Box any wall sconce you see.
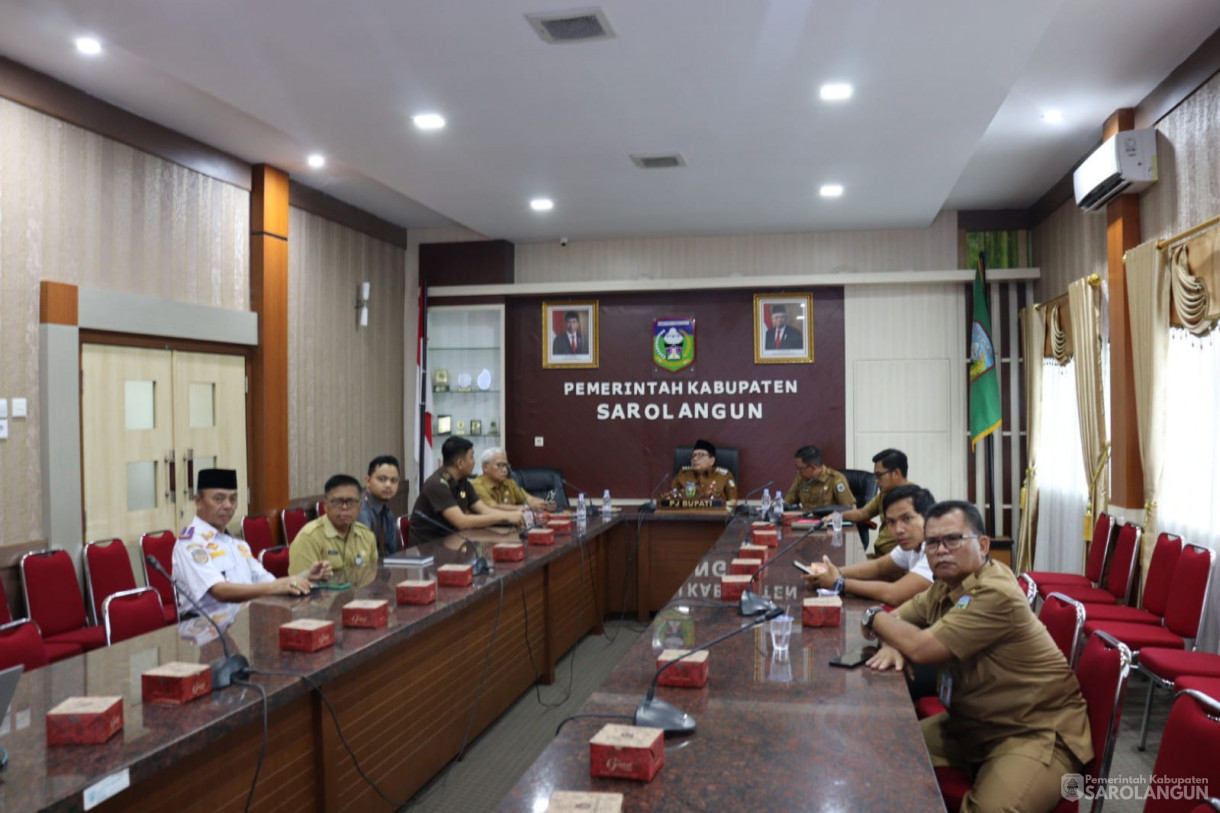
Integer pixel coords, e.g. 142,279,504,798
356,281,370,327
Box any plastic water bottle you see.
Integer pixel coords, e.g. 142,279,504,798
601,489,612,517
771,496,784,523
522,506,535,528
760,488,772,516
577,492,587,516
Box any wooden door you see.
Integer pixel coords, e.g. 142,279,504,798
171,351,249,526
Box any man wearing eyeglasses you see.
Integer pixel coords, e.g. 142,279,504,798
410,436,526,546
840,448,913,557
670,439,737,506
782,445,855,511
472,447,556,513
862,500,1092,813
290,474,379,578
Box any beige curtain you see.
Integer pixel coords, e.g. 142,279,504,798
1125,242,1172,582
1015,304,1046,573
1068,278,1109,552
1169,244,1213,334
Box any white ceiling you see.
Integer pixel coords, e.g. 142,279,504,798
2,0,1218,243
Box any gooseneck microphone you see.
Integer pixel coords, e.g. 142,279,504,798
145,554,251,689
640,472,674,513
734,480,775,516
738,524,820,617
635,606,782,736
561,478,597,517
411,511,493,576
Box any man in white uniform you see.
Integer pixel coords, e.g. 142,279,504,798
172,468,330,620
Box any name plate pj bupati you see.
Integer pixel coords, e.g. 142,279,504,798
658,498,725,510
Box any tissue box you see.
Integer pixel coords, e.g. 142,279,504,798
396,579,437,605
546,518,572,533
655,649,710,688
782,510,804,526
342,599,389,629
141,662,212,704
548,791,624,813
493,542,526,562
751,528,778,547
278,618,336,652
729,557,763,576
437,564,474,587
589,724,665,782
739,544,770,563
46,697,123,745
751,520,775,529
720,574,753,601
529,527,557,545
802,596,843,627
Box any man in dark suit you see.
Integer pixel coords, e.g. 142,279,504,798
552,310,588,355
766,304,803,350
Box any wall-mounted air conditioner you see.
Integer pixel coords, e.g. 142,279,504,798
1073,128,1157,212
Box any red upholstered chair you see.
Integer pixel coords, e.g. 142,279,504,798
19,550,107,652
82,538,138,625
1016,572,1036,607
315,500,327,518
1081,533,1181,627
260,545,289,578
140,530,179,624
1024,513,1117,595
103,587,168,645
0,619,51,672
398,515,411,545
281,508,308,546
937,630,1132,813
1174,675,1220,698
1188,801,1220,813
1145,690,1220,813
1048,523,1142,607
0,577,11,625
1134,649,1220,750
1041,592,1087,668
2,580,78,664
240,514,276,559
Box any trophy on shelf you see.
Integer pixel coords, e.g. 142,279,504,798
436,415,452,435
433,369,450,392
456,372,474,392
470,419,483,435
488,420,500,436
455,420,466,436
477,368,492,390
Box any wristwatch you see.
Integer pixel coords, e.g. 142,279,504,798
832,575,846,597
860,605,884,641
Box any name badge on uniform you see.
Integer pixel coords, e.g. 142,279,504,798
355,554,363,566
938,671,953,708
327,550,340,556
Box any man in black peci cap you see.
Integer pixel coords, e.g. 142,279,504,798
172,468,331,621
669,439,737,507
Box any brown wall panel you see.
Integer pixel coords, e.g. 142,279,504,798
503,288,846,498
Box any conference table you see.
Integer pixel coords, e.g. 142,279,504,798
498,514,946,812
0,510,942,812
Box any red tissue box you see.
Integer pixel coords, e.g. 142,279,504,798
655,649,710,688
751,528,778,547
739,544,770,564
437,564,474,587
396,579,437,605
720,574,753,601
279,618,336,652
494,542,526,562
342,599,389,629
589,724,665,782
46,696,123,746
782,510,803,526
141,662,212,704
529,527,557,545
729,557,763,576
546,518,572,533
802,596,843,627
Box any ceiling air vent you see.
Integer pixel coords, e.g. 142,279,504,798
526,9,616,43
631,154,687,170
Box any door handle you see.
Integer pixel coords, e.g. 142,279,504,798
183,449,195,501
166,449,177,504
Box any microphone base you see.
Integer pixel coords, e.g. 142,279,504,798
634,698,696,737
211,654,251,689
472,556,493,577
739,590,778,617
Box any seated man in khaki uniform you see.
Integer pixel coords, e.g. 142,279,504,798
670,439,737,507
783,445,856,511
841,448,915,557
863,500,1092,813
290,474,378,579
472,447,556,514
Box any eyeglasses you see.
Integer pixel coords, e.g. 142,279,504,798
327,497,361,509
691,451,710,460
873,469,892,480
490,462,510,470
923,533,980,551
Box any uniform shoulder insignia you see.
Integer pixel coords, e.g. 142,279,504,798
728,480,736,488
836,482,846,492
680,466,694,472
715,467,728,474
179,526,195,540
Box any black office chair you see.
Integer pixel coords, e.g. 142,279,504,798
841,468,878,550
509,467,570,510
672,446,739,479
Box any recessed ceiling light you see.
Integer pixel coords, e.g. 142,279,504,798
412,113,446,130
819,83,853,101
74,37,102,56
307,154,326,169
530,198,554,212
1041,109,1064,123
819,184,844,198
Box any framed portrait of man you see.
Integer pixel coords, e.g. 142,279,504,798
754,293,814,364
542,300,599,368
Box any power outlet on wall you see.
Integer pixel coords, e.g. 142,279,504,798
534,436,544,447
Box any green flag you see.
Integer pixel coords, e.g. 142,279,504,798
969,253,1002,449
